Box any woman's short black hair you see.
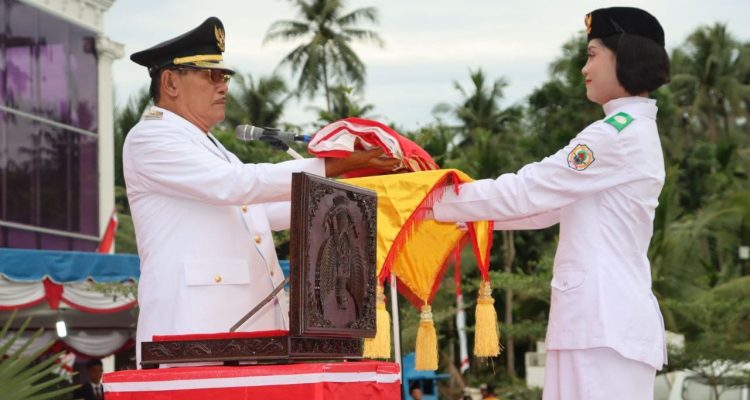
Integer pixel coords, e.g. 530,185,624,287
600,34,670,95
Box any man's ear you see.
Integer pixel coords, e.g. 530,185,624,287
161,69,179,98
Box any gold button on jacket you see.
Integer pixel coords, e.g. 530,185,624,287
254,235,262,244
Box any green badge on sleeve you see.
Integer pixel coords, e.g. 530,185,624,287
604,112,634,132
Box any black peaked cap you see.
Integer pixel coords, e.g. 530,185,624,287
130,16,234,76
585,7,664,47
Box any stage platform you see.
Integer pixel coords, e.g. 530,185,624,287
103,361,401,400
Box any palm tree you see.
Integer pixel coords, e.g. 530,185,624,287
455,70,508,131
670,24,750,143
309,85,375,125
445,68,521,148
224,73,290,128
265,0,384,112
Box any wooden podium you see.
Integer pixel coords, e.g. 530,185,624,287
140,173,378,368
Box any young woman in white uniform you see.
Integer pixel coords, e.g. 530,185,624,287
429,7,670,399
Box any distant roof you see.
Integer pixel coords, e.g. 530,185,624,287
0,248,140,283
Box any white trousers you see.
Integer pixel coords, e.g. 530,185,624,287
542,347,656,400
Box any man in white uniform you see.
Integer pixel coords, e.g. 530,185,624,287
429,8,670,399
124,17,397,367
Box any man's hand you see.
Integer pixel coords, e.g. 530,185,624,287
324,147,401,177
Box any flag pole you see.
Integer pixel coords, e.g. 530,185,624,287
389,272,402,370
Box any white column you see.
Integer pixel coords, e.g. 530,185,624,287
95,35,123,252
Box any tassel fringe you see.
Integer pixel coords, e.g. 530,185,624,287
474,280,501,357
415,305,438,370
363,284,391,359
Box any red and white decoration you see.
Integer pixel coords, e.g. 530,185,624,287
307,117,439,178
97,210,119,254
104,361,401,400
0,276,136,313
0,329,133,358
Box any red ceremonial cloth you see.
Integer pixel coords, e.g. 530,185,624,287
104,361,400,400
307,117,439,178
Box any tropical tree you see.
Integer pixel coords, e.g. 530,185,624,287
265,0,384,112
114,88,151,190
309,85,376,125
670,24,750,143
223,73,291,129
665,276,750,399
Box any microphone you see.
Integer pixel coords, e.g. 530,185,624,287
235,125,311,144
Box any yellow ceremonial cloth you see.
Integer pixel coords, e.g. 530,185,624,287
343,169,492,306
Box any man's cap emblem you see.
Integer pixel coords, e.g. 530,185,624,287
215,25,225,52
585,13,593,34
567,144,595,171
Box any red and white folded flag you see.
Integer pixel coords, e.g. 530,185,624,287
307,118,439,178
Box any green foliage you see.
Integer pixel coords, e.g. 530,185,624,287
309,85,376,125
222,73,291,129
0,311,78,400
114,207,138,254
265,0,384,111
114,88,151,188
664,277,750,395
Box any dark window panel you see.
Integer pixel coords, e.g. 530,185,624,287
40,233,69,250
0,103,5,221
6,227,36,248
5,113,36,225
72,238,97,252
1,1,99,248
68,25,97,132
5,0,36,115
38,124,69,231
0,0,7,107
72,132,98,235
37,9,70,125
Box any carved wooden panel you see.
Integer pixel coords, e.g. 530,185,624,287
289,337,363,360
290,173,377,338
140,336,288,368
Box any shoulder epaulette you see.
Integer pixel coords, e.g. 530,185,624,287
142,108,163,121
603,112,634,133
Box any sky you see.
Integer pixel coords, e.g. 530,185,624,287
104,1,750,131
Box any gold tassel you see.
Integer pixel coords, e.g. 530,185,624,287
415,304,438,370
363,284,391,359
474,280,501,357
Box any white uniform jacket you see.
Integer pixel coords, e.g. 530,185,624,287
433,96,667,369
123,107,325,364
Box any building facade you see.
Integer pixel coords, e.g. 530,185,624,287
0,0,122,251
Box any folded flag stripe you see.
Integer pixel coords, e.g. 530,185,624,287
308,118,438,178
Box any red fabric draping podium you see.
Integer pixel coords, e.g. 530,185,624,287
104,361,401,400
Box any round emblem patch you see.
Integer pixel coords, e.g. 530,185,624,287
567,144,595,171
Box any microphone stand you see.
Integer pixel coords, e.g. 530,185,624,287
286,147,304,160
260,137,304,160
